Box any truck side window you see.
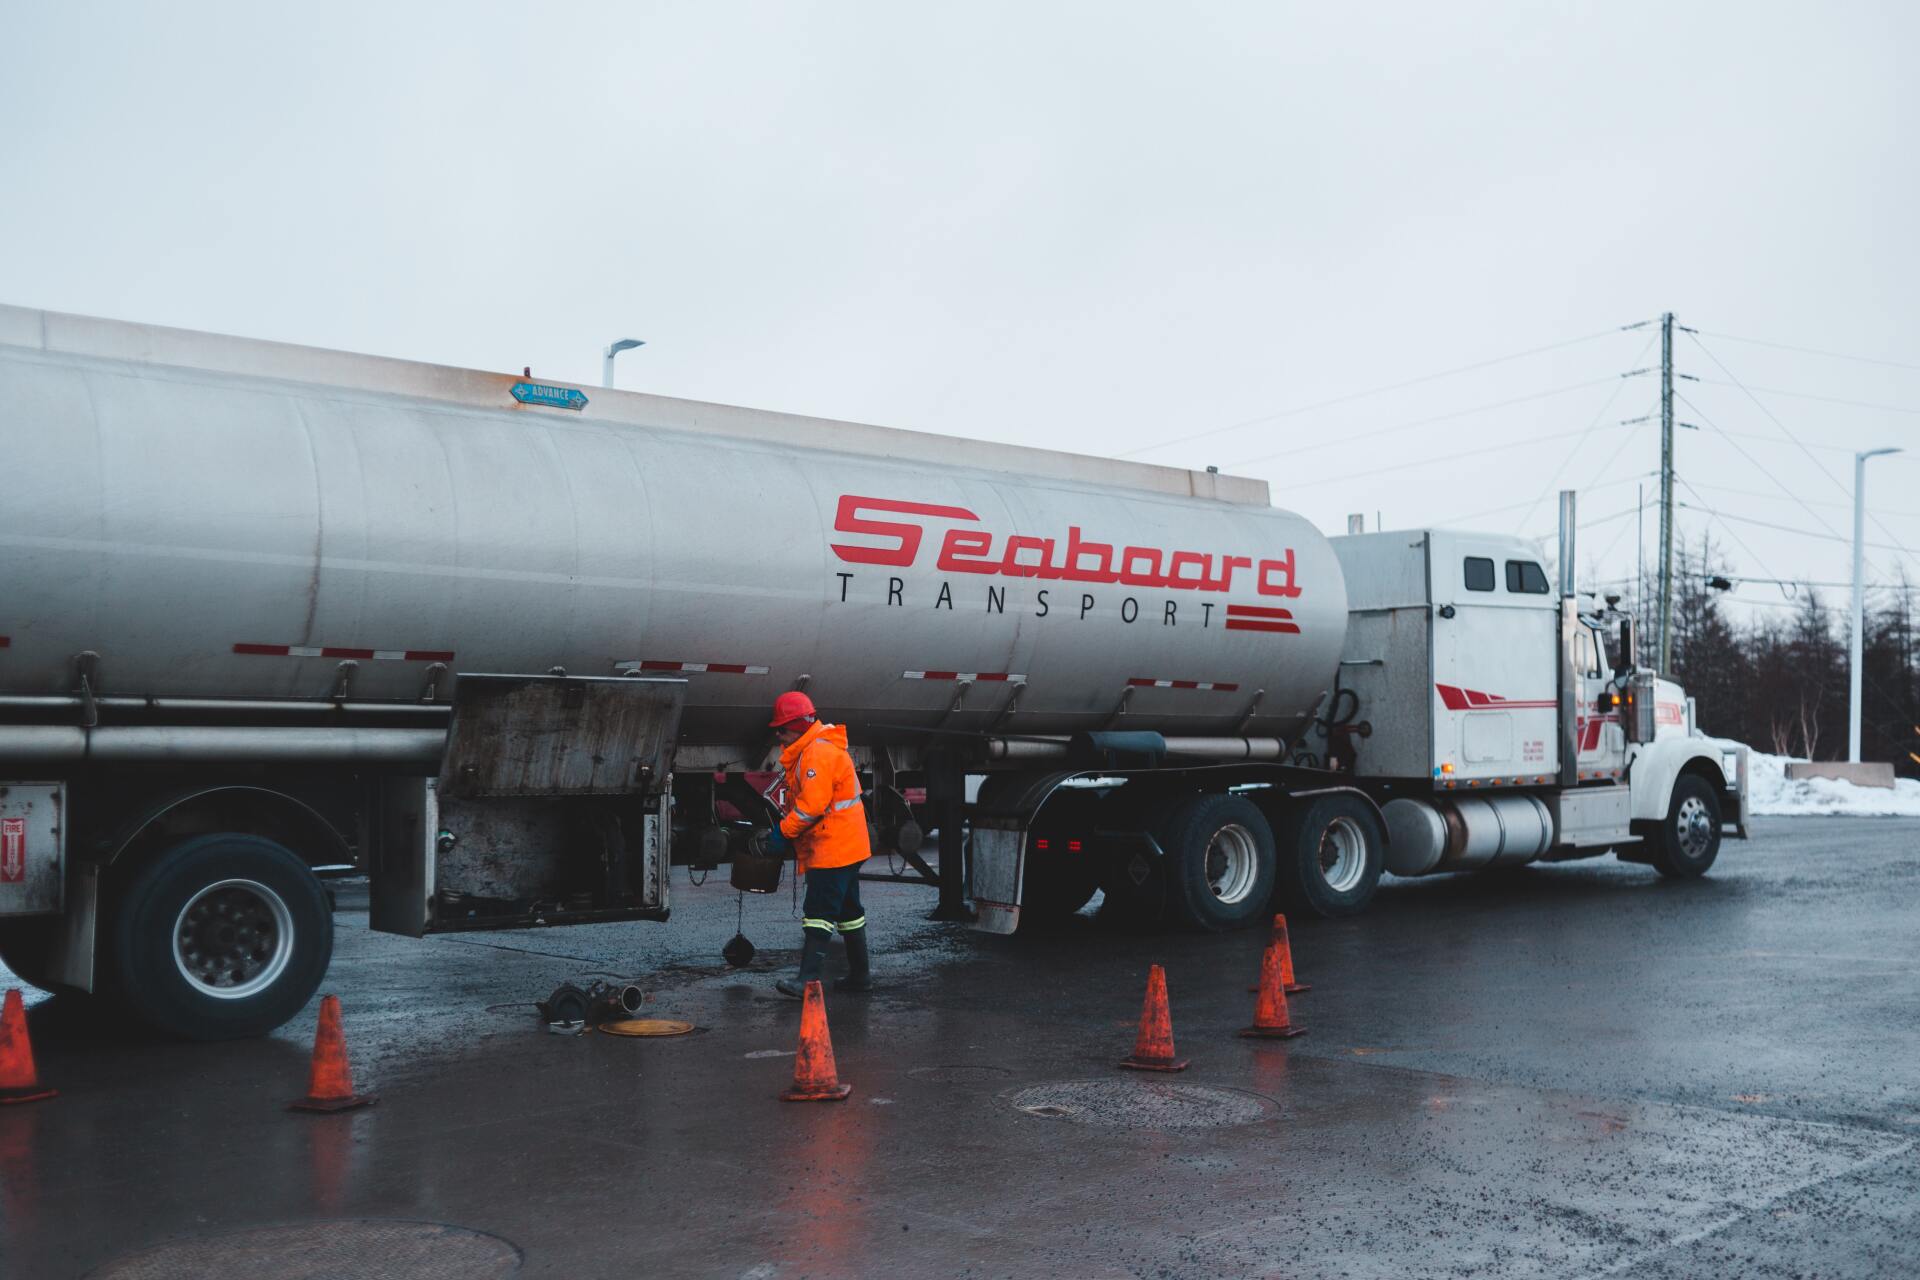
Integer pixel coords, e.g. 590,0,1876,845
1574,628,1604,677
1464,557,1495,592
1505,560,1549,594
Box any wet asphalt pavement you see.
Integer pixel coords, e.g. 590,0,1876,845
3,816,1917,1279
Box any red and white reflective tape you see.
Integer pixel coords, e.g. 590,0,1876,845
1126,677,1241,692
902,671,1024,682
234,643,455,662
1223,604,1300,635
0,636,10,649
616,660,770,676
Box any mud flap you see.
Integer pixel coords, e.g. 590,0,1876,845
967,824,1026,935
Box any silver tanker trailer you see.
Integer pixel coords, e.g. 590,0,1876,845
0,305,1744,1039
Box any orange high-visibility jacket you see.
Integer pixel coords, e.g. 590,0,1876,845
779,721,871,871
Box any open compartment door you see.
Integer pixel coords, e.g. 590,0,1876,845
371,675,686,936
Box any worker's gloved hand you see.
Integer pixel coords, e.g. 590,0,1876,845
763,825,795,861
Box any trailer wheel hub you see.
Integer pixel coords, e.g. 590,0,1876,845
1318,816,1369,894
1205,822,1261,905
90,1220,521,1279
171,878,294,1000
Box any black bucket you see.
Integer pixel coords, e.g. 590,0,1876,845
730,848,784,894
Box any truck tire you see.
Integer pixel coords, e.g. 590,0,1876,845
111,833,333,1040
1156,794,1277,933
1651,773,1721,879
1274,793,1384,919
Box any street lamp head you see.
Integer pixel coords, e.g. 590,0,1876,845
605,338,645,358
1859,446,1902,461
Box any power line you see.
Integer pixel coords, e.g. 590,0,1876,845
1510,332,1658,534
1676,391,1855,543
1713,573,1920,593
1687,332,1919,569
1588,501,1640,567
1673,500,1913,554
1114,325,1634,460
1678,477,1920,523
1264,419,1636,493
1691,378,1920,417
1436,470,1654,527
1694,329,1920,376
1219,376,1621,469
1673,476,1796,596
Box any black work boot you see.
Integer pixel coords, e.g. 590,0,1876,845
776,930,832,999
834,928,873,993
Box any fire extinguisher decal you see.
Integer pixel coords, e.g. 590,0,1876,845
0,818,25,883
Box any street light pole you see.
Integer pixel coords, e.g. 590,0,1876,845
1850,446,1903,762
602,338,645,388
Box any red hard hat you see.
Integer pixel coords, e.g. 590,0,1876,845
769,691,817,727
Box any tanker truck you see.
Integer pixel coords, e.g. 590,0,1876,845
0,305,1747,1039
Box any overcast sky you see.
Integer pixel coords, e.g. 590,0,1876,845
3,2,1915,624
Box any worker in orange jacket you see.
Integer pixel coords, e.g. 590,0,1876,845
768,692,874,998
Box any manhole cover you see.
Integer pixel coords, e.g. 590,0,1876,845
909,1064,1012,1084
89,1220,521,1279
598,1018,696,1037
1010,1080,1277,1130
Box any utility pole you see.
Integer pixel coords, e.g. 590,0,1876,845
1657,311,1676,675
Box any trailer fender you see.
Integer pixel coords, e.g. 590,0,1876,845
1248,784,1391,854
967,771,1085,935
102,785,355,874
35,787,351,995
1627,740,1731,823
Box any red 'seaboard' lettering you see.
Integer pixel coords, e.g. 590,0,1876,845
831,494,1301,597
829,496,981,567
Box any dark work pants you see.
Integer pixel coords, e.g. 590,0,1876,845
801,861,867,936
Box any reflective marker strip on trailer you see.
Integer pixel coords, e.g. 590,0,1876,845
1223,605,1301,634
234,643,455,661
902,671,1024,682
1126,678,1241,692
616,660,770,675
0,636,9,648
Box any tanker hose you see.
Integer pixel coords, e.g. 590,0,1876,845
1298,673,1360,766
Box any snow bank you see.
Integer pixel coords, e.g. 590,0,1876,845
1720,742,1920,817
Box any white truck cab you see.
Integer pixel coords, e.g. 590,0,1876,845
1329,494,1747,882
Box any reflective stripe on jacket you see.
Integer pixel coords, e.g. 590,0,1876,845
778,721,871,871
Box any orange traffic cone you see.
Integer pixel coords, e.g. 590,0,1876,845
290,995,376,1113
782,980,853,1101
1248,914,1310,994
1240,939,1307,1039
1119,964,1189,1072
0,989,55,1105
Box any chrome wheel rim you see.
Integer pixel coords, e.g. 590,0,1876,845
172,879,295,1000
1676,795,1714,860
1319,817,1368,894
1205,824,1260,905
